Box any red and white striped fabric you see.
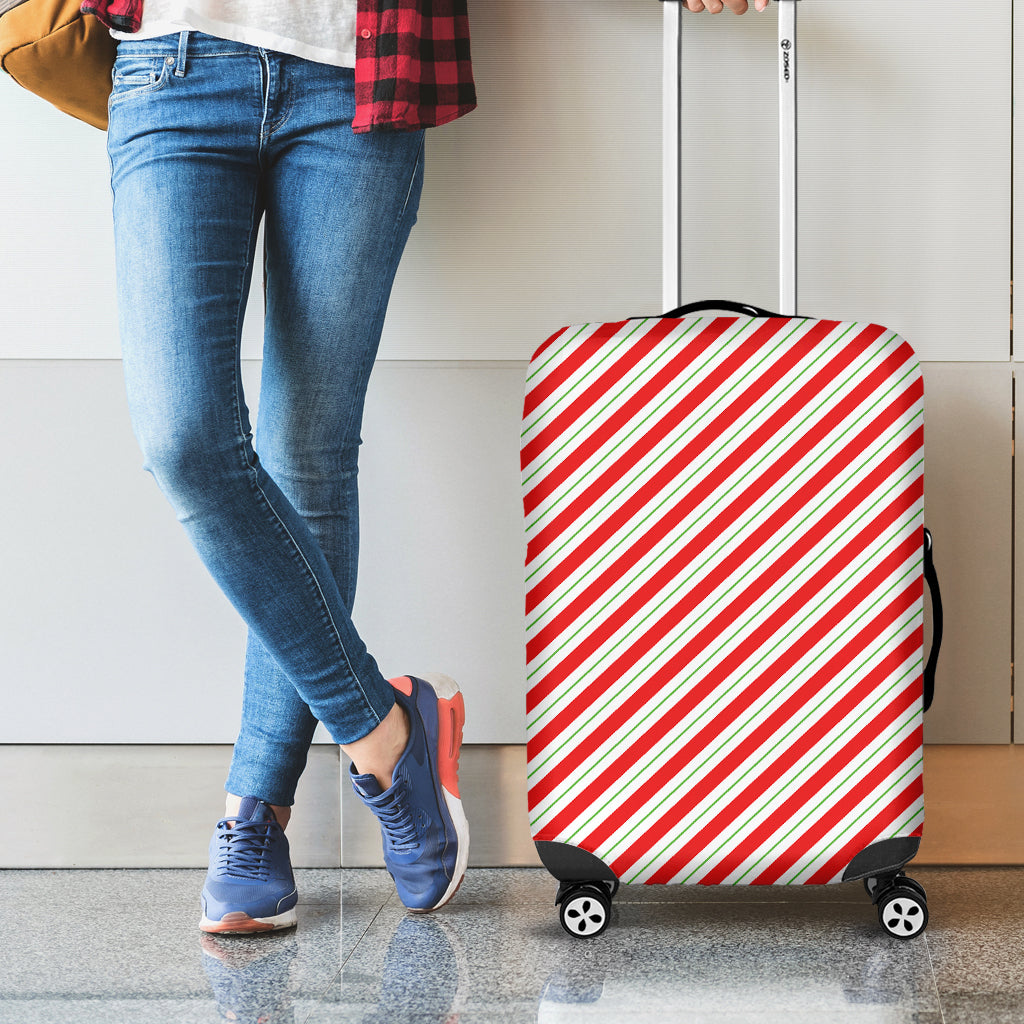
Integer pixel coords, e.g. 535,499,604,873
523,314,925,887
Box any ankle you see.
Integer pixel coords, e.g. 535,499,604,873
224,794,291,831
342,701,411,791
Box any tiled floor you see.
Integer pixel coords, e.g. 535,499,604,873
0,867,1020,1023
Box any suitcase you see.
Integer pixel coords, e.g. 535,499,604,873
522,0,943,940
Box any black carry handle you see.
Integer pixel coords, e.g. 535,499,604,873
660,299,794,319
923,527,942,713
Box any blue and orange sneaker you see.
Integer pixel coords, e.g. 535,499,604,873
350,673,469,912
199,796,298,934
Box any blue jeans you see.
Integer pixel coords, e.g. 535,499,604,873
107,31,425,805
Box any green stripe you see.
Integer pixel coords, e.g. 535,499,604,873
676,680,921,885
521,319,703,459
521,320,654,443
527,491,923,796
564,600,922,853
525,323,593,387
772,751,923,886
792,805,926,888
526,382,920,694
636,700,923,885
524,326,883,620
523,317,747,487
524,318,838,548
526,411,919,740
525,329,901,616
526,420,921,736
556,566,921,848
527,508,923,837
527,424,923,757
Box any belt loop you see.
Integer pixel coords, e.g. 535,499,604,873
174,30,189,77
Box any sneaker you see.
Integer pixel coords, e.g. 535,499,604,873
350,673,469,912
199,796,299,934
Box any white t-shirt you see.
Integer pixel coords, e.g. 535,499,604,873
109,1,357,69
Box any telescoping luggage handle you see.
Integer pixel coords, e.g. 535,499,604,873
660,0,800,317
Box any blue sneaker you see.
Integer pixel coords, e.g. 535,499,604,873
350,673,470,912
199,796,298,934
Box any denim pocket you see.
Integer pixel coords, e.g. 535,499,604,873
109,55,173,104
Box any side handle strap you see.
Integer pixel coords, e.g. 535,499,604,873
923,527,942,713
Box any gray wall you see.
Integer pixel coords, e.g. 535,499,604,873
0,0,1018,866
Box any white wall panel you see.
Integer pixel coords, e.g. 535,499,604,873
0,85,120,359
355,363,527,742
676,1,1009,362
380,0,663,360
0,360,529,744
921,363,1012,744
0,360,250,742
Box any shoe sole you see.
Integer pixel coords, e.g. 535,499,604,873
199,907,298,934
416,672,471,913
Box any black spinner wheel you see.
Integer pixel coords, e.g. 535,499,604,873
558,884,611,938
877,885,929,939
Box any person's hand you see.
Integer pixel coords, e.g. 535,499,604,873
685,0,771,12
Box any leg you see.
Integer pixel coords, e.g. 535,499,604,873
246,52,467,912
108,38,397,780
225,50,426,808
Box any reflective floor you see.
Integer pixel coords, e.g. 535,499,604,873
0,867,1020,1023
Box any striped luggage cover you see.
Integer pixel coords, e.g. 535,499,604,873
523,313,926,887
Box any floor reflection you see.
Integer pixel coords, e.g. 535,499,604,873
200,931,299,1023
0,868,1015,1023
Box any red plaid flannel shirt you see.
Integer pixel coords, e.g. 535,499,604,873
80,0,476,133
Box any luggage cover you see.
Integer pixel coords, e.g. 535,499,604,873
523,313,925,886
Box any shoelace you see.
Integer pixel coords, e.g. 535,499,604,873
215,818,274,880
372,783,421,854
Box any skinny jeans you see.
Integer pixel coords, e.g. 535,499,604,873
107,30,424,805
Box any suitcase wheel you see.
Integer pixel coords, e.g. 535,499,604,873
557,883,612,939
872,876,929,939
